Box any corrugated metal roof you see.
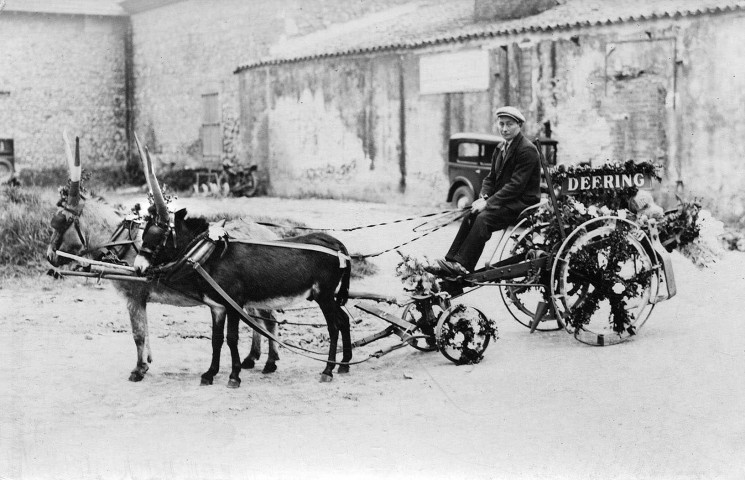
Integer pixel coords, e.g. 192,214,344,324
235,0,745,72
2,0,126,16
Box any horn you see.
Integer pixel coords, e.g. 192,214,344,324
144,146,169,224
133,132,152,194
62,131,82,208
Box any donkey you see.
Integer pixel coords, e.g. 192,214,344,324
133,160,353,385
46,133,281,383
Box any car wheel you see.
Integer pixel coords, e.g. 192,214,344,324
452,185,474,209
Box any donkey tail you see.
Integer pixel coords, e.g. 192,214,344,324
336,243,352,306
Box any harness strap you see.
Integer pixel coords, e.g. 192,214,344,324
80,239,137,256
230,239,351,268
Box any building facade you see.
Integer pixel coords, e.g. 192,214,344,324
2,0,745,223
0,1,128,174
236,0,745,222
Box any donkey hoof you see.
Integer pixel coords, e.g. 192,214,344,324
319,373,333,383
128,371,145,382
262,363,277,374
337,365,350,374
200,376,213,386
241,358,255,369
227,378,241,388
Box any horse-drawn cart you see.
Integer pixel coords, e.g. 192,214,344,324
335,148,693,364
49,132,699,380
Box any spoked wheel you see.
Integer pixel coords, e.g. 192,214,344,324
550,216,661,346
401,295,451,352
497,220,562,331
232,171,258,197
435,304,496,364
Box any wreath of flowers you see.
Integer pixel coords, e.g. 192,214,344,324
395,252,439,296
655,200,701,251
563,221,656,334
437,305,498,365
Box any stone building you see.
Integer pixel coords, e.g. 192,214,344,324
236,0,745,221
2,0,745,223
0,0,128,175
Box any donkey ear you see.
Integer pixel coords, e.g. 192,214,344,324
175,208,188,223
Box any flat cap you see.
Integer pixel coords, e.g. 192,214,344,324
495,106,525,124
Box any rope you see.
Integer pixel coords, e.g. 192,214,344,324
251,208,467,232
351,209,470,259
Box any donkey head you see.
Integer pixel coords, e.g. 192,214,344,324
137,207,210,272
47,131,87,267
133,134,174,273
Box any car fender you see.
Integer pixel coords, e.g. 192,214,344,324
447,176,475,202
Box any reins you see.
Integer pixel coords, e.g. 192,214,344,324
248,208,470,259
252,208,465,232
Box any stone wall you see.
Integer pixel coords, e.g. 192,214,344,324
0,12,128,174
129,0,417,172
238,12,745,221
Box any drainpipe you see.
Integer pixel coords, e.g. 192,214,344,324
124,17,135,174
398,55,406,192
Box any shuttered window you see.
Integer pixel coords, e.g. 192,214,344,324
201,93,221,157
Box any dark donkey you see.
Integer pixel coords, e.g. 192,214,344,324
133,163,354,385
46,132,282,382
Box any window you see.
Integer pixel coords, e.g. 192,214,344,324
457,142,481,164
201,93,220,157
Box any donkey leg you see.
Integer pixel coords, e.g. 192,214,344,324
262,311,279,374
126,297,150,382
241,308,262,369
201,305,226,386
336,306,353,374
318,299,340,382
225,311,242,388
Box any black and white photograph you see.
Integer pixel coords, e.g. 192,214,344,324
1,0,744,478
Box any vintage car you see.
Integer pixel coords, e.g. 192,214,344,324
446,132,557,208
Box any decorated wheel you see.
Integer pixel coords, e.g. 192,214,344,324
550,216,661,346
435,304,497,364
401,295,450,352
497,220,562,331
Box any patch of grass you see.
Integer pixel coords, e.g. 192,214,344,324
0,186,58,280
350,255,378,279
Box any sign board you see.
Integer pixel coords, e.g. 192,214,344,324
419,49,490,95
561,173,654,195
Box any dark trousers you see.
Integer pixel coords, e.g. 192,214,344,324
446,206,519,272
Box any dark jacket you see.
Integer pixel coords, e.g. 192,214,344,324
479,132,541,212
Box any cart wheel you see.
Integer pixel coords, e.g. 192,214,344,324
401,296,450,352
551,216,661,346
217,171,232,196
497,220,562,331
232,171,258,197
436,305,495,365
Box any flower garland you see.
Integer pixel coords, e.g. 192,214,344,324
437,305,498,365
550,160,661,210
655,200,701,251
395,252,439,296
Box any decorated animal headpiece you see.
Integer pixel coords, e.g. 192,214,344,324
57,130,87,212
134,132,170,226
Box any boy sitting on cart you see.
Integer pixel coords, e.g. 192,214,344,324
431,106,541,276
